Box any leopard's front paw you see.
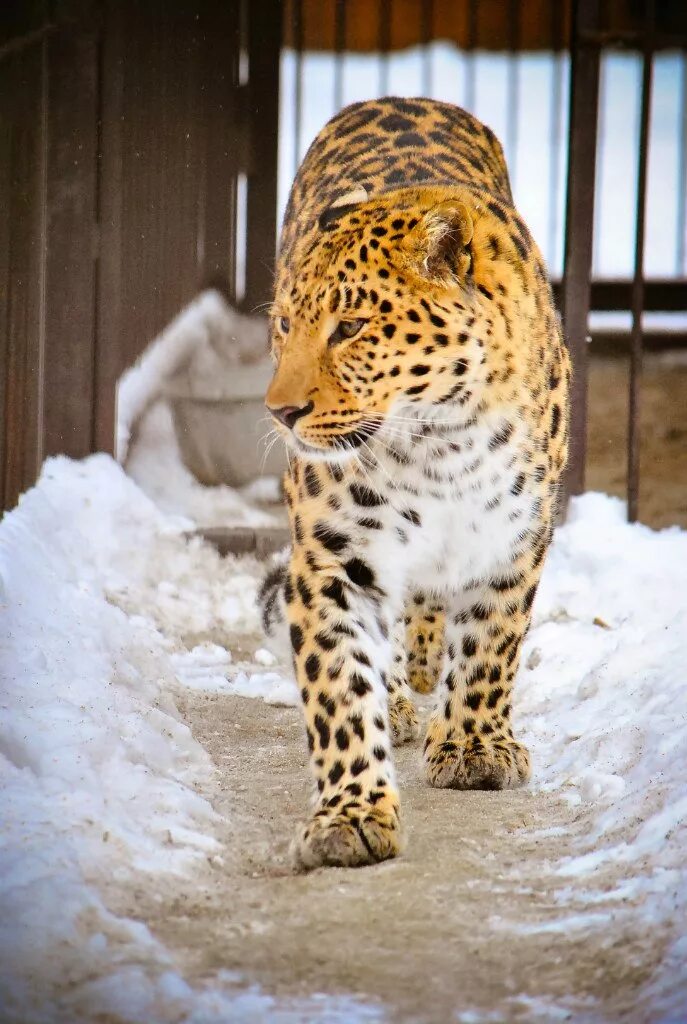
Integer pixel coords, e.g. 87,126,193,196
424,723,531,791
292,793,403,870
388,693,421,745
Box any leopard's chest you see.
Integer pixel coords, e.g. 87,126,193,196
358,416,537,594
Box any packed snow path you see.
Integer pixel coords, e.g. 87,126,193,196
124,689,682,1024
1,456,686,1023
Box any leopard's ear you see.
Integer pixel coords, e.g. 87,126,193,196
402,200,474,283
331,186,368,209
319,187,369,230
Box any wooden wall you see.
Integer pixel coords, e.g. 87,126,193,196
0,0,281,511
282,0,686,53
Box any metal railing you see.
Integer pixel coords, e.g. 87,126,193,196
279,0,687,521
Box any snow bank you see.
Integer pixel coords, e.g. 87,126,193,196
2,453,686,1021
521,492,687,882
0,456,292,1023
0,458,218,1021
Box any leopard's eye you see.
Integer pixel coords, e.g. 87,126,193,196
278,316,290,333
329,318,366,345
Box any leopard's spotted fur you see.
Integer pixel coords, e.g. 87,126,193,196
260,97,570,870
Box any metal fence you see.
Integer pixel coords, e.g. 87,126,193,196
1,0,686,522
280,0,687,520
563,0,687,519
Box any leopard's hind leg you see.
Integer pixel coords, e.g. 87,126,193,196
405,593,445,695
387,618,421,745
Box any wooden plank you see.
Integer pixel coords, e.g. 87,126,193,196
42,23,98,458
94,0,122,454
193,525,290,558
2,44,46,508
244,0,282,313
282,0,573,53
199,0,241,298
0,107,11,509
0,0,49,52
114,1,204,368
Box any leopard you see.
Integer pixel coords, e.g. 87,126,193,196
258,96,570,870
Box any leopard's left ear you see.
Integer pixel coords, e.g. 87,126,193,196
401,200,474,283
319,187,369,230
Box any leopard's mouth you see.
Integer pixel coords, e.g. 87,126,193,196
334,421,382,449
290,419,382,459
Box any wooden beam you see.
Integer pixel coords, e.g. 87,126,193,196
243,0,282,313
43,22,99,459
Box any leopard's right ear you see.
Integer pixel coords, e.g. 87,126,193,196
318,187,369,230
401,200,474,284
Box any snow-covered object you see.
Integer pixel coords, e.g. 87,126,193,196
125,400,280,529
116,290,268,464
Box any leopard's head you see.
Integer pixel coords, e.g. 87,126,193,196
266,184,528,460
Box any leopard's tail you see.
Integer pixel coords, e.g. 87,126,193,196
257,547,291,658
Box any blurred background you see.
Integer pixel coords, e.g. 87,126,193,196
1,0,686,533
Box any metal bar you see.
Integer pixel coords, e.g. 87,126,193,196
561,0,602,502
378,0,391,97
465,0,477,112
552,278,687,312
578,29,687,48
292,0,303,177
334,0,346,111
420,0,433,96
548,0,564,268
584,331,687,354
677,53,687,274
506,0,519,186
627,0,655,524
200,0,241,299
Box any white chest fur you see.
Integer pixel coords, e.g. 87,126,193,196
348,409,537,600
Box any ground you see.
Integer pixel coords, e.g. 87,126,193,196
104,688,672,1024
587,354,687,529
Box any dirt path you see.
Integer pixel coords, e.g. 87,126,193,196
105,689,672,1023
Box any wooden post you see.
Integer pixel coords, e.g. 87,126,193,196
243,0,282,313
0,41,47,508
43,21,99,459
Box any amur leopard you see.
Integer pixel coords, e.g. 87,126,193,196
259,97,570,870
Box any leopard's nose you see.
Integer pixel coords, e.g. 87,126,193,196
267,401,314,430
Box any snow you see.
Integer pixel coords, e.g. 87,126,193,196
0,456,362,1022
521,491,687,880
2,454,686,1020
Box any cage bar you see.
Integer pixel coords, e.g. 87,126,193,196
561,0,602,500
627,0,656,523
